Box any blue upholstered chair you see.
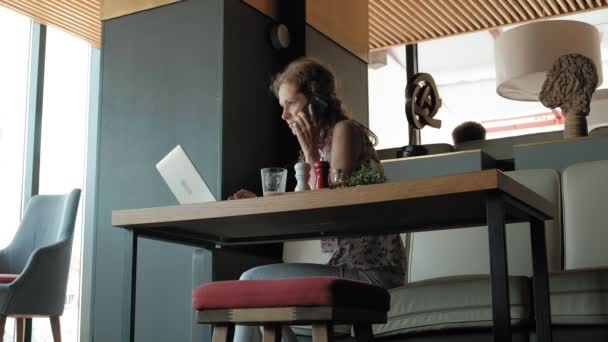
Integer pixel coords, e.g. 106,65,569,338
0,189,81,342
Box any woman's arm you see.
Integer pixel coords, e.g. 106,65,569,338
329,120,364,179
228,189,257,200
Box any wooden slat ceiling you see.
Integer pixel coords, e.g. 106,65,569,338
369,0,608,49
1,0,101,47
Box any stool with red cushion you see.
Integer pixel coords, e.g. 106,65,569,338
192,277,390,342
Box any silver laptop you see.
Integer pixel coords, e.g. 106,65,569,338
156,145,216,204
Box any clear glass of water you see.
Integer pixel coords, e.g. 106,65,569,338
328,168,347,189
261,167,287,196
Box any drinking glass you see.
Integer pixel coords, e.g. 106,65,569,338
328,168,347,189
260,167,287,196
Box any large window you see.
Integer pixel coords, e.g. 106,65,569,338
0,6,31,342
418,29,556,144
0,5,96,342
368,46,409,150
33,26,91,342
0,6,30,247
369,9,608,148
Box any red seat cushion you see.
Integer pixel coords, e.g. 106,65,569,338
193,277,390,312
0,274,18,284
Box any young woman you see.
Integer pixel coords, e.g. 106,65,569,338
230,58,406,342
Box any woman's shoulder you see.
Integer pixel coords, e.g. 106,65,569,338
332,119,372,145
332,119,362,137
335,118,360,127
329,120,363,148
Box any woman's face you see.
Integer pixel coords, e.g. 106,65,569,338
278,82,307,132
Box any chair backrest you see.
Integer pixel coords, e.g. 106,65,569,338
562,160,608,269
5,189,81,274
407,169,562,282
589,124,608,136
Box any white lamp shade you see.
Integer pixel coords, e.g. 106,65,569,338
495,20,602,101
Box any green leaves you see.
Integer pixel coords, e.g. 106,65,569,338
345,160,386,187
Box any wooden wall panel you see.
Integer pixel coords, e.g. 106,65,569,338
307,0,369,62
243,0,369,62
243,0,278,19
101,0,182,20
245,0,608,53
369,0,608,49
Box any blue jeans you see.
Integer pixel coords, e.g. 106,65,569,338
233,263,400,342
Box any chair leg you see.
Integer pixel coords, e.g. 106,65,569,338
211,323,235,342
16,318,26,342
262,325,282,342
353,324,374,341
50,316,61,342
312,323,334,342
0,315,6,340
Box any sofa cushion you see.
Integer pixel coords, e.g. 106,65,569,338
192,277,390,311
0,274,18,283
550,268,608,325
562,160,608,269
373,275,531,337
589,124,608,136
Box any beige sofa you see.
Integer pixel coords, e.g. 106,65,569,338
284,159,608,341
371,167,561,342
376,160,608,342
542,160,608,341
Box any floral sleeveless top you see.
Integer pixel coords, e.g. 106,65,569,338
318,120,407,281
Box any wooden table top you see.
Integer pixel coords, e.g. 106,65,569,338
112,169,554,245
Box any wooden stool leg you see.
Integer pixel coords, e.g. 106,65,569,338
312,323,334,342
211,324,235,342
16,318,26,342
353,324,374,342
262,325,282,342
50,316,61,342
0,315,6,341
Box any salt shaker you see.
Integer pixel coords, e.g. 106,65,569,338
294,162,311,191
314,161,330,189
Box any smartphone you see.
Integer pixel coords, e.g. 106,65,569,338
302,96,328,121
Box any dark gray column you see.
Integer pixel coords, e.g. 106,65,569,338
95,0,223,340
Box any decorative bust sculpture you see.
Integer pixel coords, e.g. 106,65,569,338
539,54,599,139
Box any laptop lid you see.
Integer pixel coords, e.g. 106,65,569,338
156,145,216,204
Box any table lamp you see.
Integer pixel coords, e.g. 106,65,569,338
495,20,602,138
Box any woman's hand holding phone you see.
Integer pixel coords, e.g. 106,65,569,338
291,101,320,163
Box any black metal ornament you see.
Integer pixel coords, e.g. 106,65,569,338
405,73,442,130
398,73,442,158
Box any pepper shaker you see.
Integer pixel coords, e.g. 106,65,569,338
314,161,330,189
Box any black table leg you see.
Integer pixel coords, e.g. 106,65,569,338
530,218,553,342
486,193,512,342
25,318,31,342
130,231,138,342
